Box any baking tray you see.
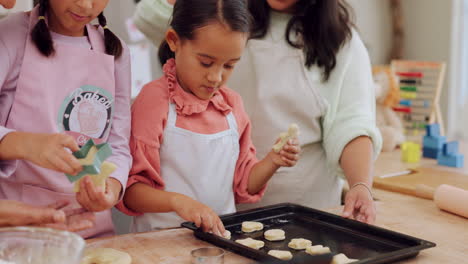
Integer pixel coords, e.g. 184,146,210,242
182,203,435,263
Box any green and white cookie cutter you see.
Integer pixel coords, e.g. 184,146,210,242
66,139,113,183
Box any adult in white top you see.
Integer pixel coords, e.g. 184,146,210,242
132,0,382,224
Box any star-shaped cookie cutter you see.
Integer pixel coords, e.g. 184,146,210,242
66,139,113,183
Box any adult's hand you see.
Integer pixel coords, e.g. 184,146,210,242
0,200,95,232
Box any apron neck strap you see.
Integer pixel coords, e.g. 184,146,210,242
85,24,106,53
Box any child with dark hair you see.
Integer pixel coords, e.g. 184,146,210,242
116,0,300,235
0,0,132,238
133,0,382,225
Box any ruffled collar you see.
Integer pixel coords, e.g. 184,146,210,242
163,59,232,116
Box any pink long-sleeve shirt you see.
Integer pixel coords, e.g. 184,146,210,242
116,59,265,216
0,12,132,189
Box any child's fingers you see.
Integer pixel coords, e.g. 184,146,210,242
216,217,225,235
193,214,202,228
279,150,299,161
61,135,80,152
77,178,93,210
49,154,75,175
84,177,101,203
60,150,82,175
283,142,301,153
201,214,214,232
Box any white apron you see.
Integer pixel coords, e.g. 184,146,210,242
131,103,240,232
229,16,343,210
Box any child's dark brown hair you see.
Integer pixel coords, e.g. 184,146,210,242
31,0,123,59
158,0,252,65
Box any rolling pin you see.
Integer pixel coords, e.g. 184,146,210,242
414,184,468,218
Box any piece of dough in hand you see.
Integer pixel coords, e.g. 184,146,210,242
272,123,299,153
264,229,285,241
331,253,358,264
305,245,331,255
235,238,265,249
74,161,116,192
223,230,231,239
268,250,293,260
288,238,312,250
241,221,263,233
81,248,132,264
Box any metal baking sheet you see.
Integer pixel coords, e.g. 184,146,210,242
182,203,435,263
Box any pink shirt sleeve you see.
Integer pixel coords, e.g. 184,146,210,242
0,12,28,178
225,90,266,204
106,40,132,199
115,79,169,216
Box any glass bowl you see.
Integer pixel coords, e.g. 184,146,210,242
0,227,85,264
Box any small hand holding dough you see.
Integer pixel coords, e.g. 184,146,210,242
331,253,358,264
264,229,285,241
80,248,132,264
268,250,293,260
74,161,116,192
241,221,264,233
305,245,331,255
272,123,299,153
288,238,312,250
235,238,265,249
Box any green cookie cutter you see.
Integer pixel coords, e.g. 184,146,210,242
66,139,113,183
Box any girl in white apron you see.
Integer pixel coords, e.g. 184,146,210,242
116,0,300,236
0,0,132,238
131,0,382,224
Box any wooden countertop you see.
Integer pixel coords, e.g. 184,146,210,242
87,146,468,263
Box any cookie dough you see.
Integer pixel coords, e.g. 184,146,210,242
241,221,263,233
78,145,99,165
305,245,331,255
223,230,231,239
272,123,299,153
73,161,116,192
80,248,132,264
264,229,285,241
288,238,312,250
331,253,358,264
235,238,265,250
268,250,293,260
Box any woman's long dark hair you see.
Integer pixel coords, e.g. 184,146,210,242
249,0,354,81
31,0,123,59
158,0,251,65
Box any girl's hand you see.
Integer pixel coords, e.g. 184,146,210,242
0,200,94,232
342,184,376,224
171,194,225,236
167,0,176,5
42,205,95,232
76,177,122,212
23,133,82,175
268,138,301,167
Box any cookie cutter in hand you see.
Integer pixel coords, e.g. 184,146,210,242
65,139,113,182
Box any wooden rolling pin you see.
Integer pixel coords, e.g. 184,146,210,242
414,184,468,218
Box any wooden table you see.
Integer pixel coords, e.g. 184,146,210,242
87,147,468,263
